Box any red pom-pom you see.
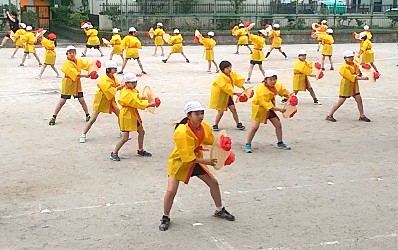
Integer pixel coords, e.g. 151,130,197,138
194,36,200,43
90,71,99,79
244,22,250,27
289,95,298,106
249,90,254,98
224,151,235,166
155,97,161,107
95,60,101,68
264,24,269,29
361,63,371,69
238,94,248,102
314,62,322,70
318,71,324,79
314,24,320,28
373,72,380,80
220,135,232,151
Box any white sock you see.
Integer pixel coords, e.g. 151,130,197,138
216,206,223,212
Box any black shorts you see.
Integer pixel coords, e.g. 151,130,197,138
61,92,84,99
339,93,360,99
268,110,279,120
191,164,207,177
250,60,262,65
126,57,139,60
86,45,100,49
227,96,234,107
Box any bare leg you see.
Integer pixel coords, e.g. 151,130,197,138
197,174,222,207
83,47,87,56
321,55,325,69
97,48,104,56
212,60,219,71
329,56,334,69
120,54,124,62
120,58,128,72
110,52,114,60
228,105,240,125
258,64,265,77
269,117,283,142
0,36,9,46
11,46,20,58
307,87,318,100
33,53,41,64
265,48,274,58
38,64,47,78
214,110,224,126
160,46,164,56
153,46,158,56
327,97,346,117
82,111,100,135
137,125,145,150
246,120,260,144
370,62,379,72
207,60,211,71
278,48,288,58
137,58,145,72
20,53,27,65
247,64,255,80
163,177,180,216
181,52,189,60
246,45,253,53
77,97,89,115
235,45,239,54
53,98,67,116
50,65,60,76
353,94,365,117
113,131,130,154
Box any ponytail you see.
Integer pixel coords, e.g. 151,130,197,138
174,117,189,130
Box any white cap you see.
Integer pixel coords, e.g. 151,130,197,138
123,73,138,82
105,60,117,69
129,27,136,32
173,29,180,34
273,23,280,28
359,32,367,39
184,101,205,115
19,23,26,29
26,26,32,31
364,25,370,30
326,28,333,33
238,23,244,27
66,45,77,52
88,24,93,29
264,70,277,78
207,31,214,36
81,23,89,29
112,28,119,33
297,49,307,56
157,22,163,27
258,29,267,36
321,20,327,24
343,50,354,58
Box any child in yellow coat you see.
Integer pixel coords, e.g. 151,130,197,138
19,26,42,66
293,49,321,105
246,30,267,84
82,24,103,57
320,28,334,70
110,73,160,161
153,22,165,56
317,20,328,52
162,29,190,63
358,32,379,73
49,46,96,125
79,60,124,143
118,27,146,74
233,23,253,54
10,23,26,59
265,24,288,59
200,31,219,73
245,70,292,153
326,50,371,122
109,28,124,62
210,61,246,131
38,33,60,79
159,101,235,231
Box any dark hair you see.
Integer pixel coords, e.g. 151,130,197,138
174,117,189,130
129,31,135,35
11,12,17,17
54,40,57,47
219,61,232,71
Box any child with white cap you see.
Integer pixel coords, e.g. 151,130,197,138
316,20,328,52
358,32,379,73
320,28,334,70
199,31,219,73
49,45,99,125
162,29,190,63
245,70,292,153
245,29,267,84
109,28,124,62
233,23,253,54
118,27,147,75
159,100,235,231
79,60,124,143
110,73,160,161
82,24,104,57
19,25,42,66
326,50,371,122
38,33,61,79
9,23,26,59
153,22,165,56
293,49,321,105
265,24,288,59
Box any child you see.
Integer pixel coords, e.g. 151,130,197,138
245,70,291,153
265,24,288,59
159,101,235,231
118,27,146,74
153,22,165,56
317,20,328,52
0,10,19,47
82,24,104,57
10,22,26,59
199,31,219,73
320,28,334,70
49,45,97,125
358,32,379,73
20,26,42,66
79,60,123,143
233,23,253,54
162,29,190,63
38,33,60,78
326,50,370,122
245,29,267,84
109,28,124,62
293,49,321,105
110,73,160,161
210,60,246,131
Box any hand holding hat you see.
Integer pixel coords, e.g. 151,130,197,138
89,71,99,79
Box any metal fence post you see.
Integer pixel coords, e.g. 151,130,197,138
370,0,373,26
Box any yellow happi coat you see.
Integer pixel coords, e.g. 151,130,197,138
365,30,372,40
233,28,249,45
118,88,148,131
269,30,282,48
360,39,374,63
338,61,360,97
200,37,216,61
41,37,56,65
168,34,183,53
84,28,100,46
293,59,313,92
110,34,123,55
321,34,334,56
14,28,26,47
209,72,245,111
153,28,165,46
249,34,265,62
60,58,91,95
93,74,120,113
252,82,289,124
122,35,142,59
168,120,214,184
317,24,328,41
21,32,36,53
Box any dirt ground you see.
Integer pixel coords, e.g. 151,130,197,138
0,41,397,250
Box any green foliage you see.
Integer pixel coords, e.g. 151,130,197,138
386,14,398,28
355,18,364,27
51,5,71,23
101,6,121,26
21,11,40,29
260,15,273,26
285,17,305,30
68,12,88,27
336,16,353,27
176,0,198,13
229,0,247,14
216,17,239,30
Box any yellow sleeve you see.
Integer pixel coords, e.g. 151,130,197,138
128,94,149,110
20,33,28,43
15,30,21,39
84,29,89,36
167,36,175,45
135,38,142,49
231,72,245,88
80,59,91,71
174,128,196,163
249,34,259,43
258,92,274,111
215,78,234,96
330,36,334,44
98,77,117,100
41,37,48,47
110,36,116,44
276,82,290,97
295,61,312,75
61,61,79,81
339,64,356,82
360,41,369,53
202,121,215,145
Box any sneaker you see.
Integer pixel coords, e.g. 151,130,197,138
56,75,62,78
359,116,371,122
234,51,239,54
9,56,14,59
276,141,291,150
207,70,211,73
110,152,121,161
159,215,170,231
39,63,42,66
19,63,24,67
81,53,86,57
325,116,337,122
160,54,164,57
321,67,325,71
142,71,147,74
244,79,251,84
236,122,245,130
216,69,220,73
244,143,252,153
100,54,104,57
49,117,56,126
314,98,322,105
186,59,190,63
284,57,289,60
330,67,334,70
212,125,219,131
137,150,152,157
214,207,235,221
36,75,41,79
250,51,253,54
117,71,123,74
85,115,91,122
79,134,86,143
162,59,167,63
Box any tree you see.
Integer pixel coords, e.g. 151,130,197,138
229,0,247,14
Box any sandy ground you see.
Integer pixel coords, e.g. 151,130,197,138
0,41,397,250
